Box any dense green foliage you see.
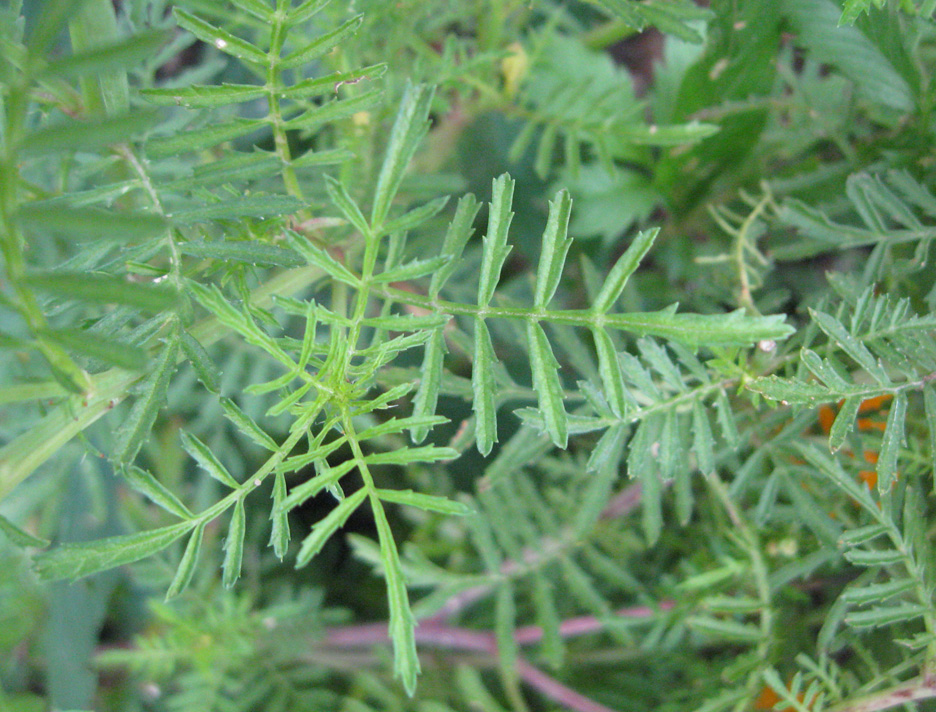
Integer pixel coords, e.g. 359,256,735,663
2,0,936,710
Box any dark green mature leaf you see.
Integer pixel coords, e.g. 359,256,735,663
170,195,304,224
376,489,473,515
527,322,568,448
180,431,239,489
477,175,515,308
147,119,264,157
180,331,221,394
472,319,498,456
173,8,267,65
534,190,573,309
220,397,279,451
281,14,364,69
16,204,168,242
430,194,481,298
19,112,159,155
178,240,304,267
222,498,246,588
121,465,192,519
44,328,147,371
165,521,206,599
141,84,266,107
33,521,196,580
42,30,171,80
592,229,658,314
411,329,447,444
295,488,368,566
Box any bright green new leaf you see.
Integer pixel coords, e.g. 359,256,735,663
527,322,568,448
165,521,206,599
220,397,279,451
295,488,368,566
365,446,457,466
33,520,196,581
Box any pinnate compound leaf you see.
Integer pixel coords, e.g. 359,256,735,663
180,430,239,488
371,82,435,230
592,228,658,314
472,319,498,456
376,489,473,515
478,175,516,308
33,521,195,581
121,465,192,519
527,322,568,448
222,498,246,588
165,521,206,599
113,334,180,466
296,488,368,567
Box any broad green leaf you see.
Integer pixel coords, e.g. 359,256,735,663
19,111,158,155
113,333,180,465
42,30,170,80
477,174,515,308
534,189,573,309
373,256,449,284
44,328,147,371
16,204,168,242
371,497,420,695
165,521,205,599
382,196,450,236
121,465,192,519
592,228,658,314
876,390,906,493
24,271,178,312
178,240,304,267
180,430,239,488
430,193,481,298
170,195,304,224
173,9,267,65
281,64,387,100
411,329,447,443
472,319,498,456
829,396,862,452
281,15,363,69
146,119,263,157
270,471,291,559
295,488,367,566
283,230,360,287
33,520,195,580
527,322,568,448
371,82,435,230
783,0,913,112
222,498,246,587
324,175,370,236
375,489,473,515
141,84,266,107
593,328,627,417
180,331,221,394
0,513,49,548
